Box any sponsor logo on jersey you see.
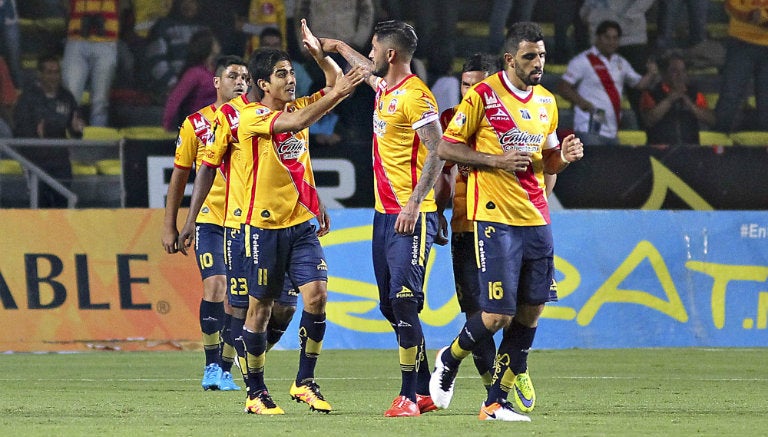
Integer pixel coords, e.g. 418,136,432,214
498,127,544,152
276,136,306,160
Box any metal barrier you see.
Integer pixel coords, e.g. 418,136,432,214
0,138,124,209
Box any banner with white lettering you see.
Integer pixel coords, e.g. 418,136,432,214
0,209,765,351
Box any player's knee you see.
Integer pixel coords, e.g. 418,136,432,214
271,303,296,325
379,303,396,326
202,275,227,301
301,283,327,312
513,303,544,327
482,312,514,332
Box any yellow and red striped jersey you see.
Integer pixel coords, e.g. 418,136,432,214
442,71,559,226
204,92,323,229
205,94,252,228
372,74,439,214
175,104,227,226
67,0,120,42
440,107,472,233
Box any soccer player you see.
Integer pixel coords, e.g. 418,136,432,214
161,55,250,392
429,22,583,422
439,53,500,394
439,54,559,396
319,20,448,417
178,19,366,414
201,71,301,392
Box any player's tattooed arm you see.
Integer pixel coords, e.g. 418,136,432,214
319,37,378,89
394,120,445,235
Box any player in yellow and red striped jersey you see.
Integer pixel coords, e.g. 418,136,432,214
178,19,366,415
161,55,249,392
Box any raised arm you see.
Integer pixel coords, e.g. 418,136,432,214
301,19,342,90
272,66,366,133
395,120,445,235
320,37,379,89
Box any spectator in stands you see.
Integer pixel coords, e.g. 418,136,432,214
639,50,715,146
0,0,21,90
430,56,460,113
237,0,286,56
557,20,657,146
144,0,207,98
714,0,768,133
551,0,589,64
655,0,709,51
14,54,84,207
162,29,220,132
0,55,16,138
62,0,127,127
487,0,537,54
410,0,459,79
579,0,656,129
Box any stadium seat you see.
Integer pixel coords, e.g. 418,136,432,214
617,130,646,146
96,159,122,175
119,126,176,141
704,93,718,110
698,130,733,147
71,161,98,176
82,126,123,141
0,159,23,175
555,94,572,109
728,131,768,147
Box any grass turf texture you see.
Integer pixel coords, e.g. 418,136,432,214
1,348,766,436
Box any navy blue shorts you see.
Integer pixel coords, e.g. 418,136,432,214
194,223,226,279
226,225,301,308
244,221,327,301
372,211,437,311
475,221,556,316
451,231,481,314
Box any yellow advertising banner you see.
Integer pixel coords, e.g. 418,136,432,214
0,209,201,352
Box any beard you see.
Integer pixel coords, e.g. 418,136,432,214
373,61,389,78
517,67,542,86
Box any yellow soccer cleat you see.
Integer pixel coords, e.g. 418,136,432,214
289,380,333,413
511,371,536,413
244,390,285,415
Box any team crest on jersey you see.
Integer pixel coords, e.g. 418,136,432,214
388,98,398,113
519,109,531,120
277,136,306,160
453,112,466,127
539,106,549,122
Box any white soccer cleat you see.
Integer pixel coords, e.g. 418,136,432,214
478,399,531,422
429,346,458,409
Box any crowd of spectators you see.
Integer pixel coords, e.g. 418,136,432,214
2,0,766,148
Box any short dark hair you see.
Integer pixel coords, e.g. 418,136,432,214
214,55,247,77
248,48,291,99
596,20,622,38
503,22,544,54
462,53,499,74
658,49,687,72
374,20,418,58
259,27,282,41
37,53,60,71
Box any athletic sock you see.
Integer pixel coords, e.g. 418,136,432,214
392,298,422,402
199,299,224,366
296,311,325,384
242,329,267,396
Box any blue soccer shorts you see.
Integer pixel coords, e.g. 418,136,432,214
194,223,226,279
474,221,556,316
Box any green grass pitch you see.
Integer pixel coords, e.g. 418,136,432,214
1,348,767,436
